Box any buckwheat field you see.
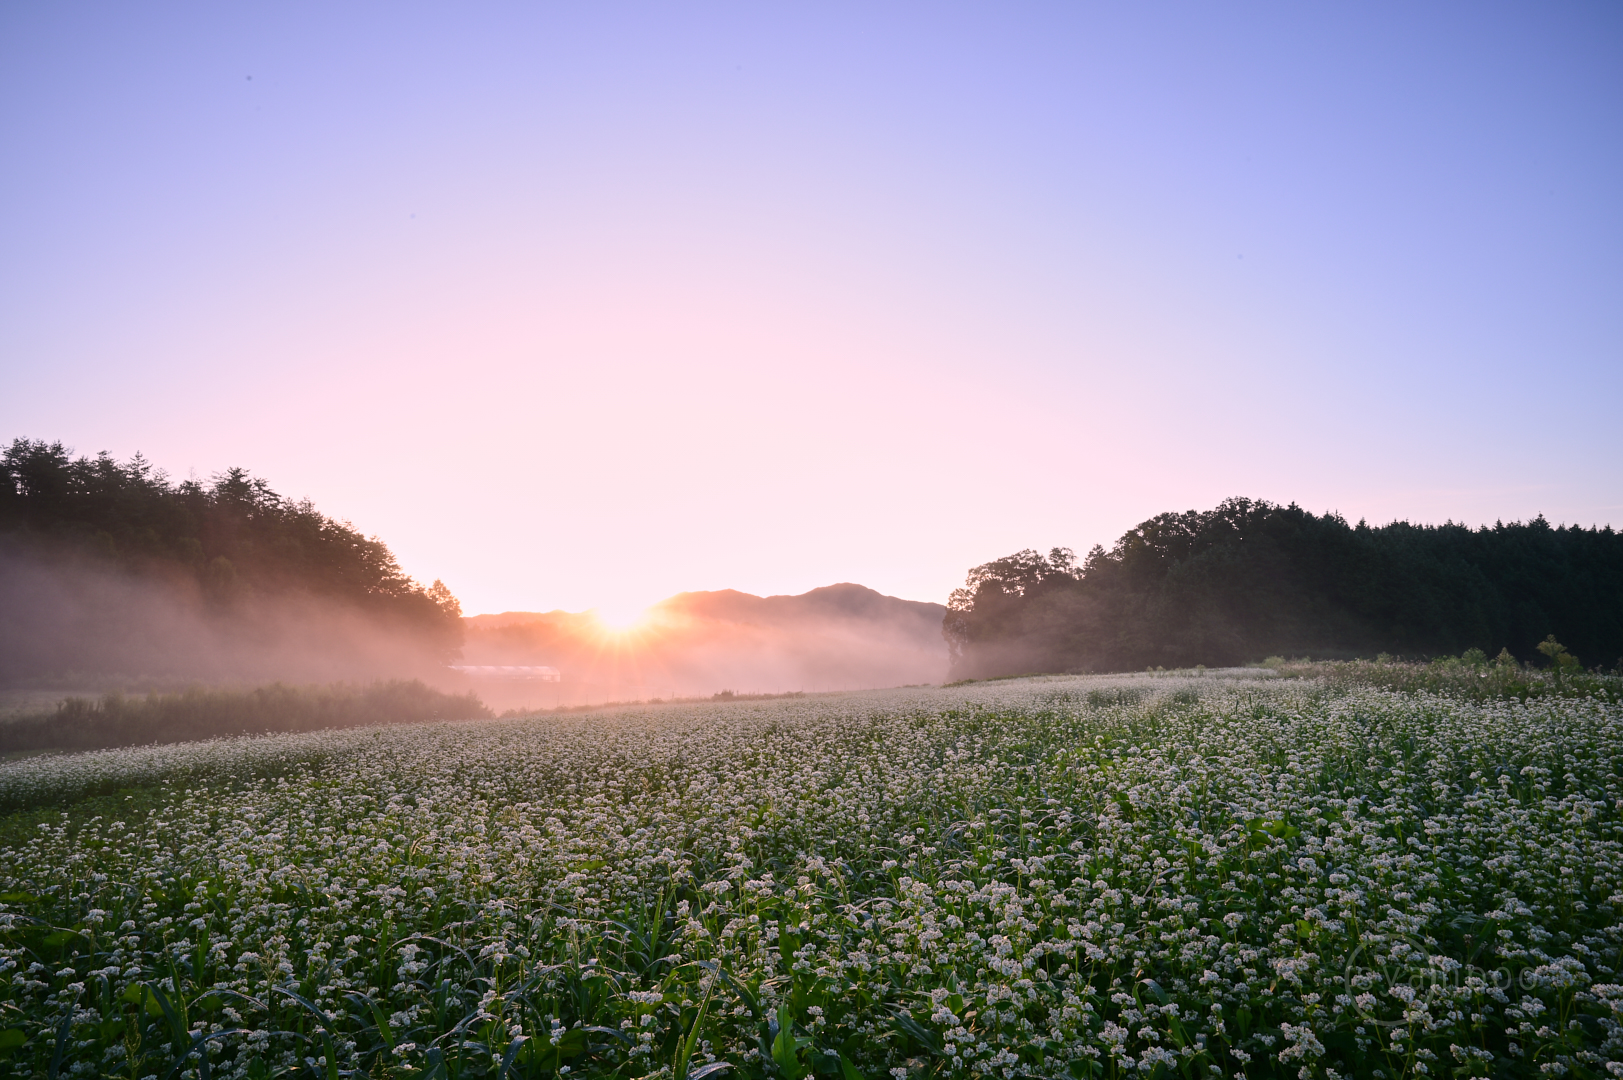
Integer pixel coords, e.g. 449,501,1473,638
1,672,1619,1080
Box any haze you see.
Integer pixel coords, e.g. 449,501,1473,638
461,584,948,710
3,3,1619,617
0,547,453,691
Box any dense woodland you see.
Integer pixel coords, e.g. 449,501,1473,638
0,438,463,683
945,497,1623,678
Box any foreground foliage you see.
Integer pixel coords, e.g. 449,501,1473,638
0,673,1618,1079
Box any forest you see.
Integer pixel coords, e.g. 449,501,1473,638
945,496,1623,678
0,438,464,685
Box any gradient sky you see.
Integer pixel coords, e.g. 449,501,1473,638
3,3,1620,619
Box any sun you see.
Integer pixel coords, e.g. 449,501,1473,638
591,601,651,633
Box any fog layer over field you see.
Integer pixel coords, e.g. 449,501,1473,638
0,543,948,713
0,547,452,690
461,583,948,708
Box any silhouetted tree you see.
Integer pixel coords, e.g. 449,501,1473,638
0,437,464,665
946,498,1623,677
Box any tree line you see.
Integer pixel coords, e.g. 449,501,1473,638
0,437,464,677
944,497,1623,678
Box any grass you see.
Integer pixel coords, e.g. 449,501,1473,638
0,670,1617,1078
498,691,815,719
1266,653,1623,704
0,680,492,756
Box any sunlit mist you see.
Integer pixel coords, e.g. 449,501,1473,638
591,602,653,634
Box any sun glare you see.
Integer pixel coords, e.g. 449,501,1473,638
592,602,651,633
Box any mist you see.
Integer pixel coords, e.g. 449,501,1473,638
0,544,453,692
0,542,951,716
456,584,949,711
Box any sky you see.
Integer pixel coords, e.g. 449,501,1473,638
3,2,1620,619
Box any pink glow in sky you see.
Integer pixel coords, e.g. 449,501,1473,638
3,3,1620,616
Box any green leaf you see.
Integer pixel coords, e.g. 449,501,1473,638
495,1034,528,1080
46,1013,70,1080
772,1006,810,1080
886,1011,943,1056
147,982,188,1043
0,1028,25,1051
690,1064,732,1080
346,994,396,1050
1067,1057,1102,1079
674,962,719,1080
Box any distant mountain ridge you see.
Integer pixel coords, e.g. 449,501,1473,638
671,583,946,626
469,583,944,630
458,584,948,709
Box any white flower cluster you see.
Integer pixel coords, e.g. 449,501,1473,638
0,671,1618,1078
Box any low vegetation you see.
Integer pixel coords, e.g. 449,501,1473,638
0,668,1617,1078
1266,642,1623,704
0,680,490,758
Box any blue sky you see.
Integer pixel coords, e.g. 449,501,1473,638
2,3,1619,616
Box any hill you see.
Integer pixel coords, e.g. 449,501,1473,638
946,497,1623,678
459,583,947,708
